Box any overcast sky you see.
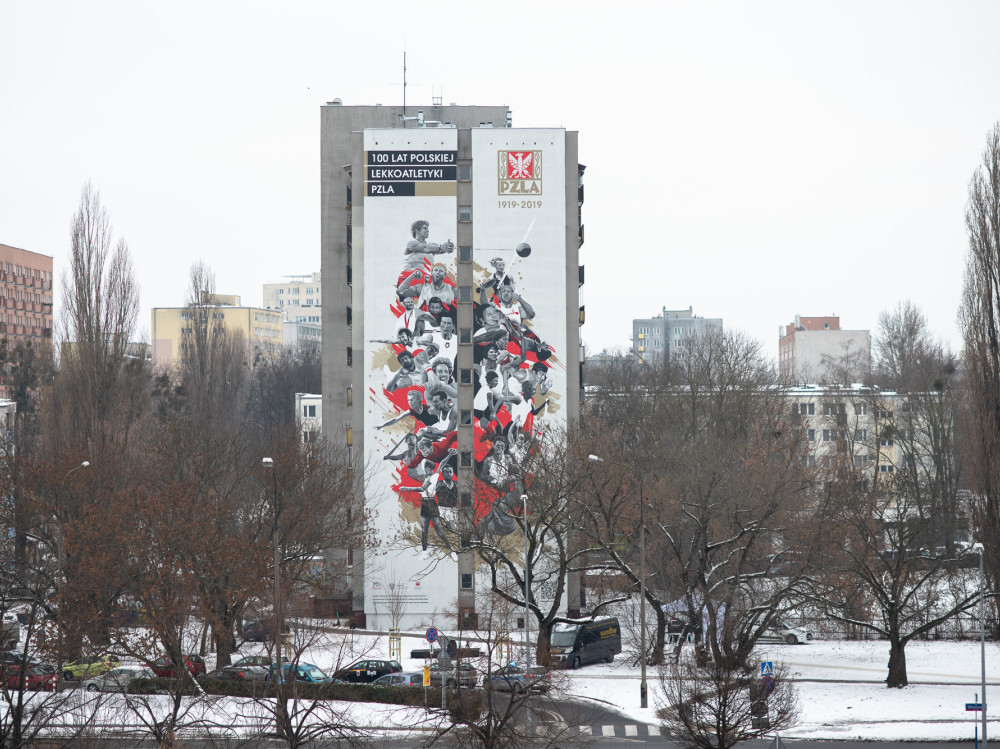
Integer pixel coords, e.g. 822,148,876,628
3,0,999,361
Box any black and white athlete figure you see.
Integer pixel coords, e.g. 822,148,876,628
398,220,455,299
377,389,436,431
419,315,458,368
386,350,424,392
416,263,456,309
477,256,515,299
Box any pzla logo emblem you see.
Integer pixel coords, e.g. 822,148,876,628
498,150,542,195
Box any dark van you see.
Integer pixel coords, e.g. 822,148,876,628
550,617,622,669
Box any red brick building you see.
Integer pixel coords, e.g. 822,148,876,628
0,243,54,399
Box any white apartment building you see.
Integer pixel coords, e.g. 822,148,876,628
295,392,322,443
263,272,322,323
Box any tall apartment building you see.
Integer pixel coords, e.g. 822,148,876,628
631,306,722,364
321,101,584,628
0,244,54,400
779,315,871,384
263,272,322,323
150,293,283,370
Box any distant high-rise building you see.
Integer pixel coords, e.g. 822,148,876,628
779,315,871,384
263,272,322,324
631,306,722,364
0,243,54,400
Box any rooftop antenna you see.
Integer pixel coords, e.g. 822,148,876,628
403,51,407,116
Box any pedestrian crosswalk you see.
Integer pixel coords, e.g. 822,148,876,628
569,723,663,739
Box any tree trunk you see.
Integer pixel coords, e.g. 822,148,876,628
535,619,552,667
651,604,667,666
886,633,908,688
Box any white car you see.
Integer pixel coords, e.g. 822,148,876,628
84,665,156,692
761,621,812,645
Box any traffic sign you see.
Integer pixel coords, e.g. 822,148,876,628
967,703,983,711
761,675,776,696
761,661,774,676
426,627,439,643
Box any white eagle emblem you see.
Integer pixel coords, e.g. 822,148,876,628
508,151,533,179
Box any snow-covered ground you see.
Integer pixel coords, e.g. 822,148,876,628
316,629,1000,741
17,629,999,741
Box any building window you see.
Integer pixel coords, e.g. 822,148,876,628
461,492,473,507
878,464,895,473
460,409,473,426
807,429,815,442
822,429,833,442
461,573,473,589
304,405,316,418
346,427,353,446
855,428,868,441
460,327,472,344
347,347,353,366
459,246,472,263
347,386,353,405
460,451,472,467
459,205,472,222
797,403,815,416
459,368,472,385
458,163,472,181
459,286,472,303
877,410,893,420
879,438,894,447
856,403,868,415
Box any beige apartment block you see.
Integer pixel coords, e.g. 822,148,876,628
151,301,283,370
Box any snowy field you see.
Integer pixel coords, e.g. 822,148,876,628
321,629,1000,741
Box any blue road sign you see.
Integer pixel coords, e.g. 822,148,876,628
426,627,439,643
967,703,983,711
761,661,774,676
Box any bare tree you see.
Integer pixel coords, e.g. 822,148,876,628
424,589,575,749
810,381,977,687
658,656,799,749
54,182,145,454
959,122,1000,597
583,331,820,669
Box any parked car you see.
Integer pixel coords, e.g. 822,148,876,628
2,614,20,650
232,654,286,669
486,663,551,694
373,671,424,687
63,654,120,681
335,658,403,683
5,663,56,691
761,621,812,645
273,662,332,683
199,664,269,682
666,616,699,643
151,654,207,678
84,665,155,693
240,620,290,643
428,662,478,687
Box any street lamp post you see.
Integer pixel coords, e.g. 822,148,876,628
588,454,647,709
262,458,282,683
521,493,531,736
56,460,90,692
974,541,987,748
